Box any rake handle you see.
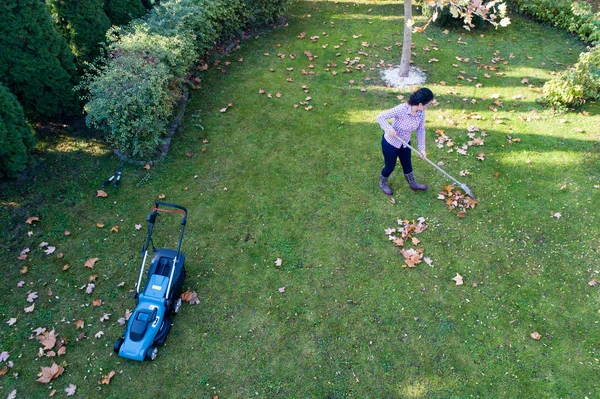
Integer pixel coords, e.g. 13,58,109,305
395,136,464,187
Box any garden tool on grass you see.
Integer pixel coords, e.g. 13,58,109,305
102,161,125,188
396,137,476,199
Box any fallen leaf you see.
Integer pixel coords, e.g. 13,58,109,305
65,384,77,396
588,278,598,287
64,230,71,236
27,292,38,302
94,331,104,339
84,258,99,268
110,225,119,233
7,389,17,399
101,370,116,385
7,318,17,326
135,224,142,230
24,304,35,313
100,313,111,322
530,331,541,340
44,246,56,255
551,212,562,219
92,298,102,307
278,287,286,293
0,352,9,362
36,362,64,383
452,273,464,286
26,216,40,224
57,346,66,356
96,190,108,198
75,320,85,329
180,291,200,305
96,222,105,228
144,164,151,170
38,330,57,350
85,284,95,294
275,258,283,267
158,194,166,199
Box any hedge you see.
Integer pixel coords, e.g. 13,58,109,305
508,0,600,44
82,0,294,159
0,83,37,179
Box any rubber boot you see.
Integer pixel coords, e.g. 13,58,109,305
379,174,393,195
405,172,428,191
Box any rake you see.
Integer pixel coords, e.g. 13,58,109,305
396,137,476,199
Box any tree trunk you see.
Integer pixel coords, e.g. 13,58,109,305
398,0,412,77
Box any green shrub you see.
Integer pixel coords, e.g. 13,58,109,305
104,0,147,26
543,46,600,108
0,0,79,121
509,0,600,44
46,0,112,63
82,52,177,158
82,0,295,159
0,84,37,179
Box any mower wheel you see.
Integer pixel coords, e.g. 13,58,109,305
114,338,124,354
147,346,158,361
173,297,182,314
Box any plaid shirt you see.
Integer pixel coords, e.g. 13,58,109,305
376,103,426,152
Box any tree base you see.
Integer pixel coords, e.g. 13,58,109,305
380,67,427,87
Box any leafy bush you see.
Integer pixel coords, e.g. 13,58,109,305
82,52,177,158
46,0,112,63
0,84,37,179
0,0,78,121
509,0,600,44
82,0,294,160
543,46,600,108
423,4,495,30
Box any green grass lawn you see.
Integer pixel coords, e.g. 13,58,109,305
2,1,600,397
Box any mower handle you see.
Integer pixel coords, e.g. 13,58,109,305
154,201,187,226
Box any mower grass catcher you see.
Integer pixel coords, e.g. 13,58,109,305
114,202,188,361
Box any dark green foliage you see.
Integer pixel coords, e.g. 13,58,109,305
244,0,292,27
509,0,600,44
104,0,147,26
46,0,112,63
0,83,36,178
0,0,78,120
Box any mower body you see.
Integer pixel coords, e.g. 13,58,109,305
115,202,188,361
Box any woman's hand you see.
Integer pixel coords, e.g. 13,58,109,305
419,150,426,159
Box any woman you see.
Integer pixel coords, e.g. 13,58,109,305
375,87,434,195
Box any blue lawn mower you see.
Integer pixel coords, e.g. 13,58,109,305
114,201,188,361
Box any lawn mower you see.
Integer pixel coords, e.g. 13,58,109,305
114,201,188,361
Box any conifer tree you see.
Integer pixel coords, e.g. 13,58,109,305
104,0,146,26
46,0,112,64
0,0,78,120
0,83,36,178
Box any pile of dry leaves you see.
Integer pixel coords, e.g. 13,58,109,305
437,185,478,217
385,217,433,268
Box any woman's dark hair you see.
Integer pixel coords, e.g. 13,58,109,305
408,87,434,106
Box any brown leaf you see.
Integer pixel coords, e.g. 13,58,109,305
38,330,57,350
158,193,166,199
92,298,102,307
452,273,464,286
26,216,40,224
36,362,64,383
57,346,67,356
84,258,99,268
96,190,108,198
110,225,119,233
530,331,541,340
144,164,151,170
75,319,85,329
101,370,116,385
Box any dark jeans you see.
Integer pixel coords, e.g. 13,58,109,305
381,136,412,177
